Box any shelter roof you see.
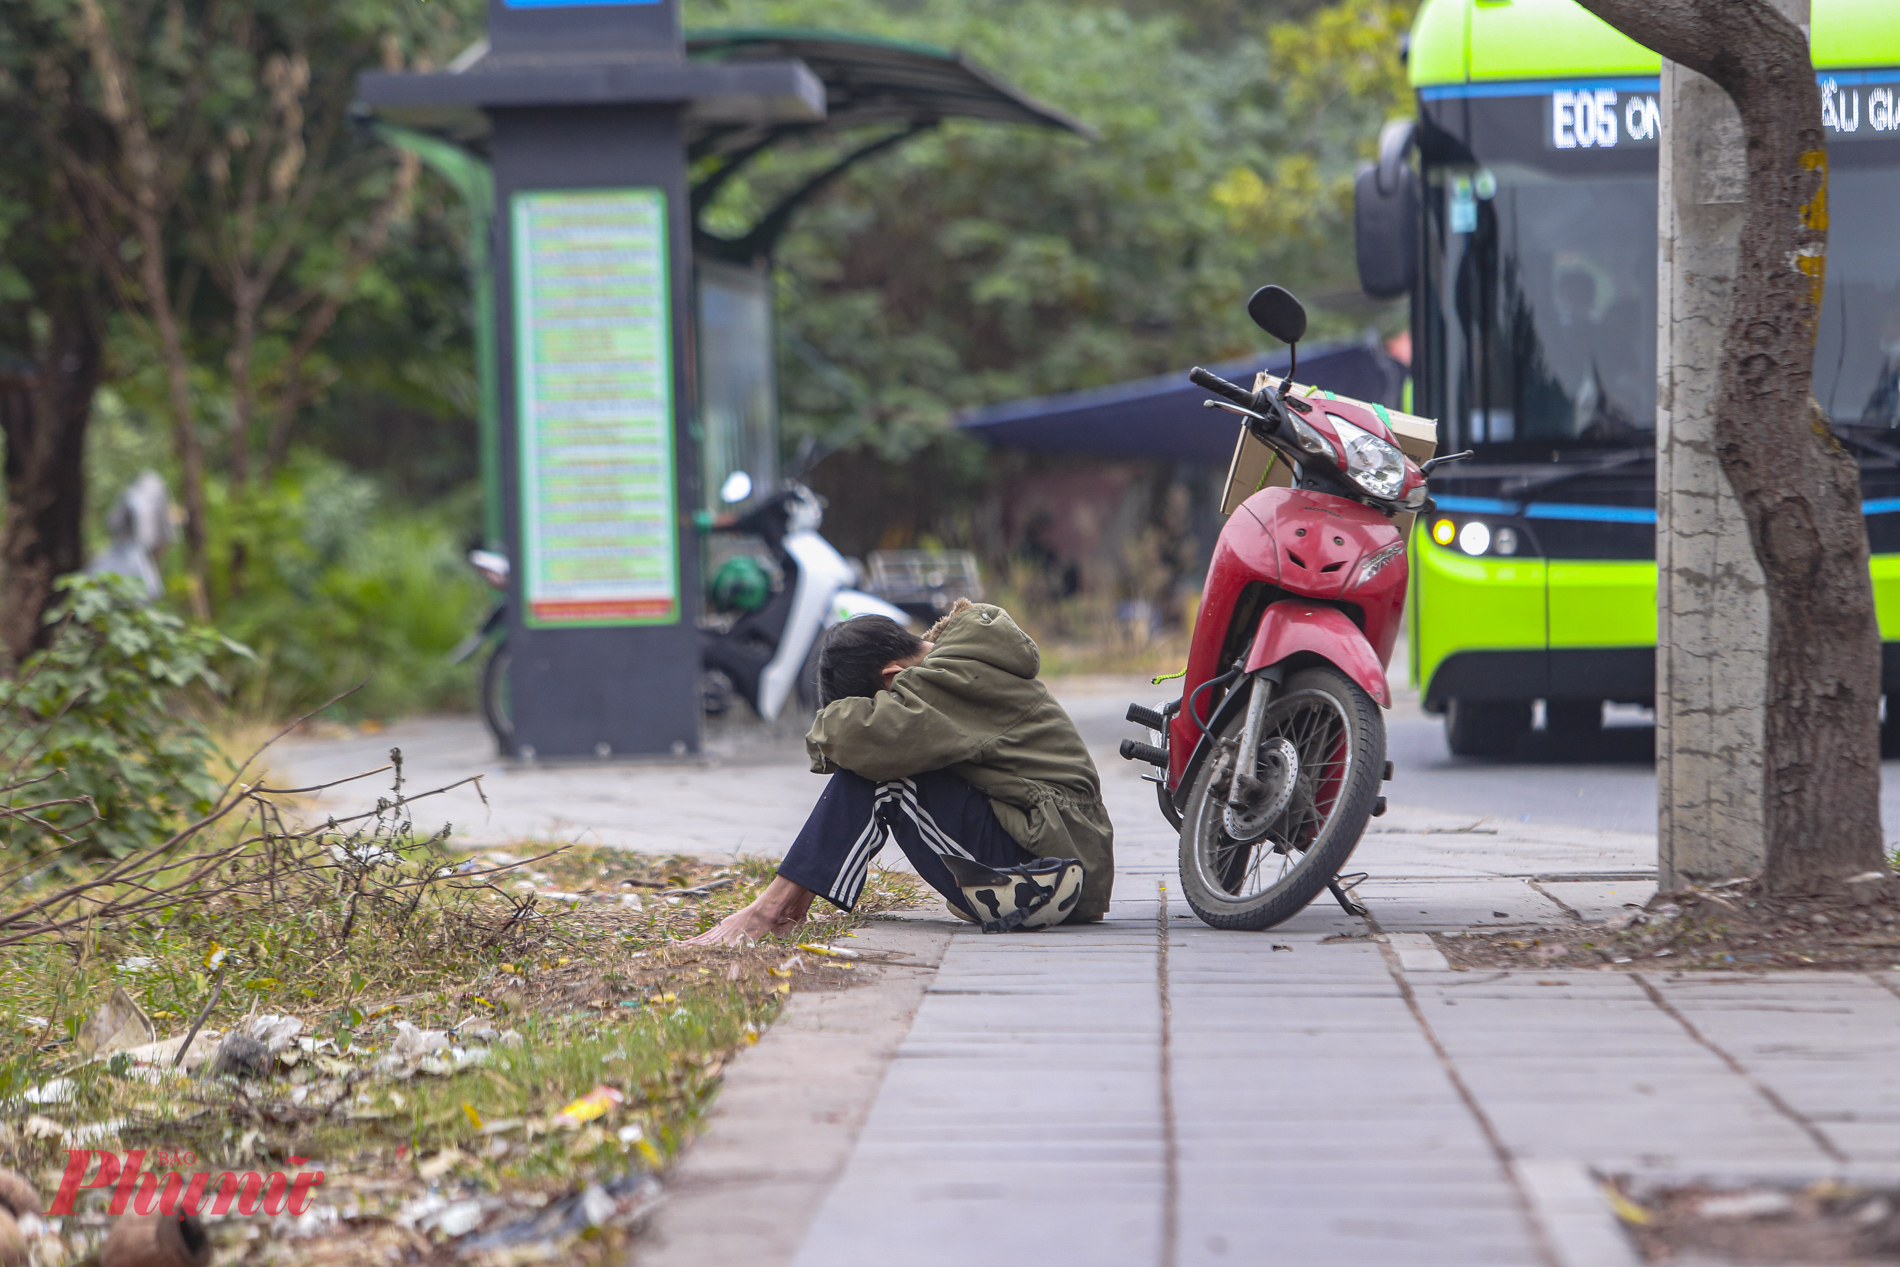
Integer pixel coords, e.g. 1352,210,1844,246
683,28,1093,158
682,28,1089,262
959,342,1409,466
356,25,1091,259
356,27,1088,154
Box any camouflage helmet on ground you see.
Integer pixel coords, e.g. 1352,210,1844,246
940,855,1085,933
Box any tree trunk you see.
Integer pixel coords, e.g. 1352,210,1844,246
1577,0,1884,893
0,297,103,668
72,0,211,620
141,208,213,621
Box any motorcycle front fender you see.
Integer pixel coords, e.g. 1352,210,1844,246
1245,600,1390,708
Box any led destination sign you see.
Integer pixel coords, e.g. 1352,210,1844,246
1531,72,1900,151
1824,76,1900,134
1550,89,1656,150
1550,87,1659,149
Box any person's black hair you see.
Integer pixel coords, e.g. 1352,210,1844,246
817,615,925,704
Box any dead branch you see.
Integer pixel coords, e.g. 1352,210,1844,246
215,679,368,801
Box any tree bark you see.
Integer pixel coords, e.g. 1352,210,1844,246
0,295,103,668
1577,0,1883,893
71,0,212,619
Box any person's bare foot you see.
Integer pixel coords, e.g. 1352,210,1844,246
684,904,799,946
684,875,817,946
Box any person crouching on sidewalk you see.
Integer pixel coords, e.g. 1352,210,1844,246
687,600,1114,945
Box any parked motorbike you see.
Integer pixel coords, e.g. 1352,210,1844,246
1120,285,1469,930
450,549,514,753
455,476,904,754
701,475,911,722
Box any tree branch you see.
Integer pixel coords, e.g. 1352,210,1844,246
262,146,419,474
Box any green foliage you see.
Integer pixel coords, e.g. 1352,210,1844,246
687,0,1417,469
296,186,484,501
0,574,247,859
27,0,1417,726
84,410,488,724
201,456,489,720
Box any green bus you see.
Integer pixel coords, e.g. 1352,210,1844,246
1357,0,1900,755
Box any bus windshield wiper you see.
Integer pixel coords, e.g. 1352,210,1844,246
1500,448,1651,504
1834,425,1900,469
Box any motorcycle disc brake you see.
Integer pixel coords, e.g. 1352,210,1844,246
1223,735,1299,843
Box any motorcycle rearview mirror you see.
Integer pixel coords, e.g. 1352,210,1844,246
1247,285,1307,384
1247,285,1307,345
719,470,754,504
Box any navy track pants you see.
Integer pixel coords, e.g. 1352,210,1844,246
778,769,1034,915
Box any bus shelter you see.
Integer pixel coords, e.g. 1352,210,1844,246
355,3,1084,759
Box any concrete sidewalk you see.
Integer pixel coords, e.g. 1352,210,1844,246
275,683,1900,1266
631,683,1894,1267
641,848,1900,1267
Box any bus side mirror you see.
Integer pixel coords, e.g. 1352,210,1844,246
1356,119,1418,301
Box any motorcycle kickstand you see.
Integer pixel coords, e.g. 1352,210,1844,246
1327,871,1370,919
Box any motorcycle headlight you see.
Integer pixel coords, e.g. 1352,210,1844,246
1329,414,1407,501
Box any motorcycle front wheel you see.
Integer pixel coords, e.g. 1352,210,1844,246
1178,666,1383,931
794,632,825,714
482,640,514,757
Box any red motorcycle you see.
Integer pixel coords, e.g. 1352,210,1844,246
1121,286,1467,930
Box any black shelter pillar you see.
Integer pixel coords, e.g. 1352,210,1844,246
492,102,700,759
358,0,824,760
489,0,700,761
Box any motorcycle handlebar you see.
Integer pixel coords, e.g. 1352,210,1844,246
1189,366,1257,409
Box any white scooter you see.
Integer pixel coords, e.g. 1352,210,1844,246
460,475,905,754
700,474,911,722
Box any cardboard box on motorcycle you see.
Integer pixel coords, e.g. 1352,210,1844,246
1221,373,1438,536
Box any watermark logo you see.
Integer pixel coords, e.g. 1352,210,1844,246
49,1150,325,1218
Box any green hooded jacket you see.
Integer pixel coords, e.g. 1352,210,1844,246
805,603,1115,921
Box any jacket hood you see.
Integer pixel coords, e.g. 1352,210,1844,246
927,603,1040,680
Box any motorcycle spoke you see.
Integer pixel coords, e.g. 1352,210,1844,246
1206,690,1355,902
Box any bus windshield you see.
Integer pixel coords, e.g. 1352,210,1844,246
1425,164,1657,454
1820,164,1900,431
1419,89,1900,459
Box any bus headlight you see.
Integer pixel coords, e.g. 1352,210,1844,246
1432,517,1533,556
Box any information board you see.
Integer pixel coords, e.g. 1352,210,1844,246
512,188,678,627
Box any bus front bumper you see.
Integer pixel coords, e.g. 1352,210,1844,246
1421,647,1653,714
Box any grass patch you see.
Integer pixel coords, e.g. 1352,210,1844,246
0,759,922,1265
